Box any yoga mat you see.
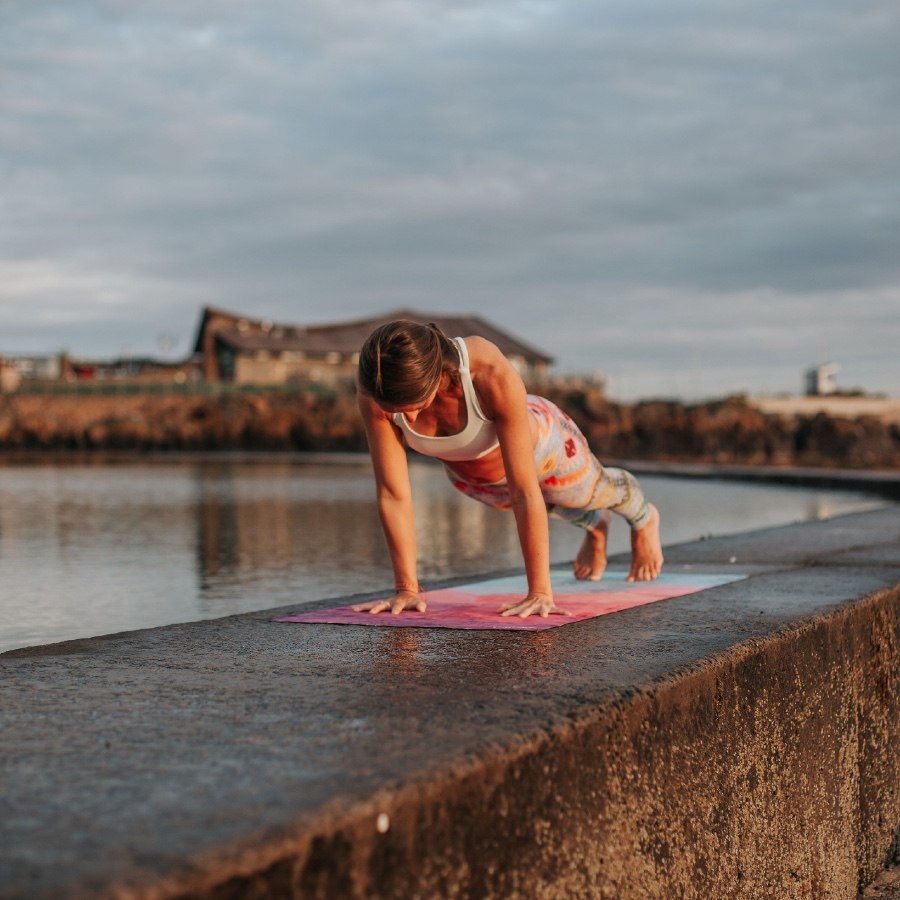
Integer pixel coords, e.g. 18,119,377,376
274,569,746,631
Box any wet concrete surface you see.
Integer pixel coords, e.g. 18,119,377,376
862,865,900,900
1,506,898,899
864,865,900,900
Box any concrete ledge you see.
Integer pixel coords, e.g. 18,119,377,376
1,507,898,899
610,458,900,500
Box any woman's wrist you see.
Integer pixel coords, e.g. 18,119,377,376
393,580,421,594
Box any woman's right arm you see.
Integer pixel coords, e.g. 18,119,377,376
352,393,426,615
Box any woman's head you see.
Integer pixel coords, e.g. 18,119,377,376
358,320,458,406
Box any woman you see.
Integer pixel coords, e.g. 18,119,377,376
353,320,663,619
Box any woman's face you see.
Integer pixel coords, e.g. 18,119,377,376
377,384,440,422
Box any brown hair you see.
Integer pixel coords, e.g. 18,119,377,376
358,320,459,405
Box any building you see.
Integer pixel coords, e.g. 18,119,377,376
192,306,554,387
805,362,839,397
61,356,201,384
0,352,200,389
3,354,63,382
0,357,22,393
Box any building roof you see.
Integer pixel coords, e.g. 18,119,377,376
191,306,245,353
196,307,554,364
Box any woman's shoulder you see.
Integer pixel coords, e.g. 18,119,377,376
460,334,504,366
461,336,524,408
356,388,395,425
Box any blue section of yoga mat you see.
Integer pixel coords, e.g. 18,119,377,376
461,568,745,595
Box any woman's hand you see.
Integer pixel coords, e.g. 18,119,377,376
499,592,571,619
352,589,426,616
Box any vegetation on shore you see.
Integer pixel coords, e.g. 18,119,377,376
0,387,898,469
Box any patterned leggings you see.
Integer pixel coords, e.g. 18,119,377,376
448,396,651,531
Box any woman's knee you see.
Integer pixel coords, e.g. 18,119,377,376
603,467,650,528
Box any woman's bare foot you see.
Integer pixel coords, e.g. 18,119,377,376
574,511,611,581
628,504,664,582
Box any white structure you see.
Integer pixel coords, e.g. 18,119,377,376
6,355,62,381
805,363,839,397
0,358,22,393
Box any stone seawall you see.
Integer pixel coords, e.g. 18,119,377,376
2,390,899,468
1,507,898,898
0,392,364,452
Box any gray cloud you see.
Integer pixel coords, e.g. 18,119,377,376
1,0,898,398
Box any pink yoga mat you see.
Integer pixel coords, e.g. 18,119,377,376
274,570,745,631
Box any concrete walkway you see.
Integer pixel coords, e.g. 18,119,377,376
1,507,898,899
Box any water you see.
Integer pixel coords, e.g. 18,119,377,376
0,456,887,653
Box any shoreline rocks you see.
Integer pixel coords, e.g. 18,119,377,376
0,389,898,469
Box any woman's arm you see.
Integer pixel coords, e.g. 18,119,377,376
352,392,426,614
471,339,570,619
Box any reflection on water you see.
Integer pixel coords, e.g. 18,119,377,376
0,457,886,652
192,461,389,603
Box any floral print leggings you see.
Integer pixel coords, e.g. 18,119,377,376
447,395,651,531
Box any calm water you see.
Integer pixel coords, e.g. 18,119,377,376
0,456,887,652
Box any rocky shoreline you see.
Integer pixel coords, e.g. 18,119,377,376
1,388,898,469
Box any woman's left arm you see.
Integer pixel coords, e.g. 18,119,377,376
474,341,571,619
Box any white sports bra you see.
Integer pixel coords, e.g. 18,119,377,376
393,337,500,461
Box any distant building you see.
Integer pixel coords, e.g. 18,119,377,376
805,363,839,397
62,356,201,384
1,352,199,388
4,354,63,382
0,357,22,393
191,306,554,387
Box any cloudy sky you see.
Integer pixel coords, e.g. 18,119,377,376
2,0,898,400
